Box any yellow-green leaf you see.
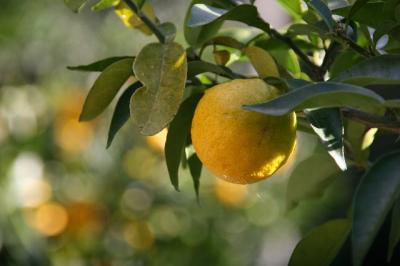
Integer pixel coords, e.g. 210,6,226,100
243,46,279,78
131,42,187,135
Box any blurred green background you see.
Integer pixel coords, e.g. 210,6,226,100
0,1,356,265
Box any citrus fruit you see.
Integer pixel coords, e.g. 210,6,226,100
191,79,296,184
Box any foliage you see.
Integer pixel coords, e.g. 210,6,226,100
64,0,400,265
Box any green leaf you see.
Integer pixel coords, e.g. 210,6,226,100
80,58,134,121
202,36,245,51
188,4,270,33
388,200,400,261
352,151,400,266
107,81,142,148
277,0,302,20
286,23,327,38
333,2,385,28
306,0,336,31
165,94,203,191
243,82,385,116
289,219,351,266
132,42,187,135
187,152,202,200
286,145,339,208
64,0,88,12
332,55,400,85
184,0,224,47
243,46,280,78
159,22,177,43
67,56,134,72
329,49,363,78
91,0,119,11
305,108,346,171
346,0,369,23
187,61,240,79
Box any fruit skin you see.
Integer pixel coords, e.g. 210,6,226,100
191,79,296,184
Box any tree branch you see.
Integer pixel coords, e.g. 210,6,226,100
342,108,400,134
269,29,321,76
122,0,166,43
335,31,375,58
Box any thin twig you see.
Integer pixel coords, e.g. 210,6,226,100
122,0,166,43
342,108,400,134
270,29,318,71
335,31,375,58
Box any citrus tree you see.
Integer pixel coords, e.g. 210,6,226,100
64,0,400,265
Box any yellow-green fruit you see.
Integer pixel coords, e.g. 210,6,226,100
191,79,297,184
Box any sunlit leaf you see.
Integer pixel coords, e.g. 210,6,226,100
243,46,280,78
188,4,270,33
289,219,351,266
80,58,134,121
277,0,302,20
67,56,134,72
64,0,88,12
131,42,187,135
107,81,142,148
352,151,400,266
165,94,203,191
243,82,385,116
92,0,119,11
114,1,157,35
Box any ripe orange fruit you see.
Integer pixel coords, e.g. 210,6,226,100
191,79,296,184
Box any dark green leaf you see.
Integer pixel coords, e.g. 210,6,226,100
306,0,336,31
243,82,385,116
187,60,240,79
305,108,346,171
289,219,351,266
333,2,385,28
188,4,270,33
188,153,202,200
165,94,203,191
329,49,363,78
67,56,134,72
332,55,400,85
107,82,142,148
80,58,134,121
131,42,187,135
91,0,119,11
346,0,369,23
352,151,400,266
184,0,224,47
64,0,88,12
388,200,400,261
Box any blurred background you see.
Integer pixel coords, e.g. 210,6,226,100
0,1,356,265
